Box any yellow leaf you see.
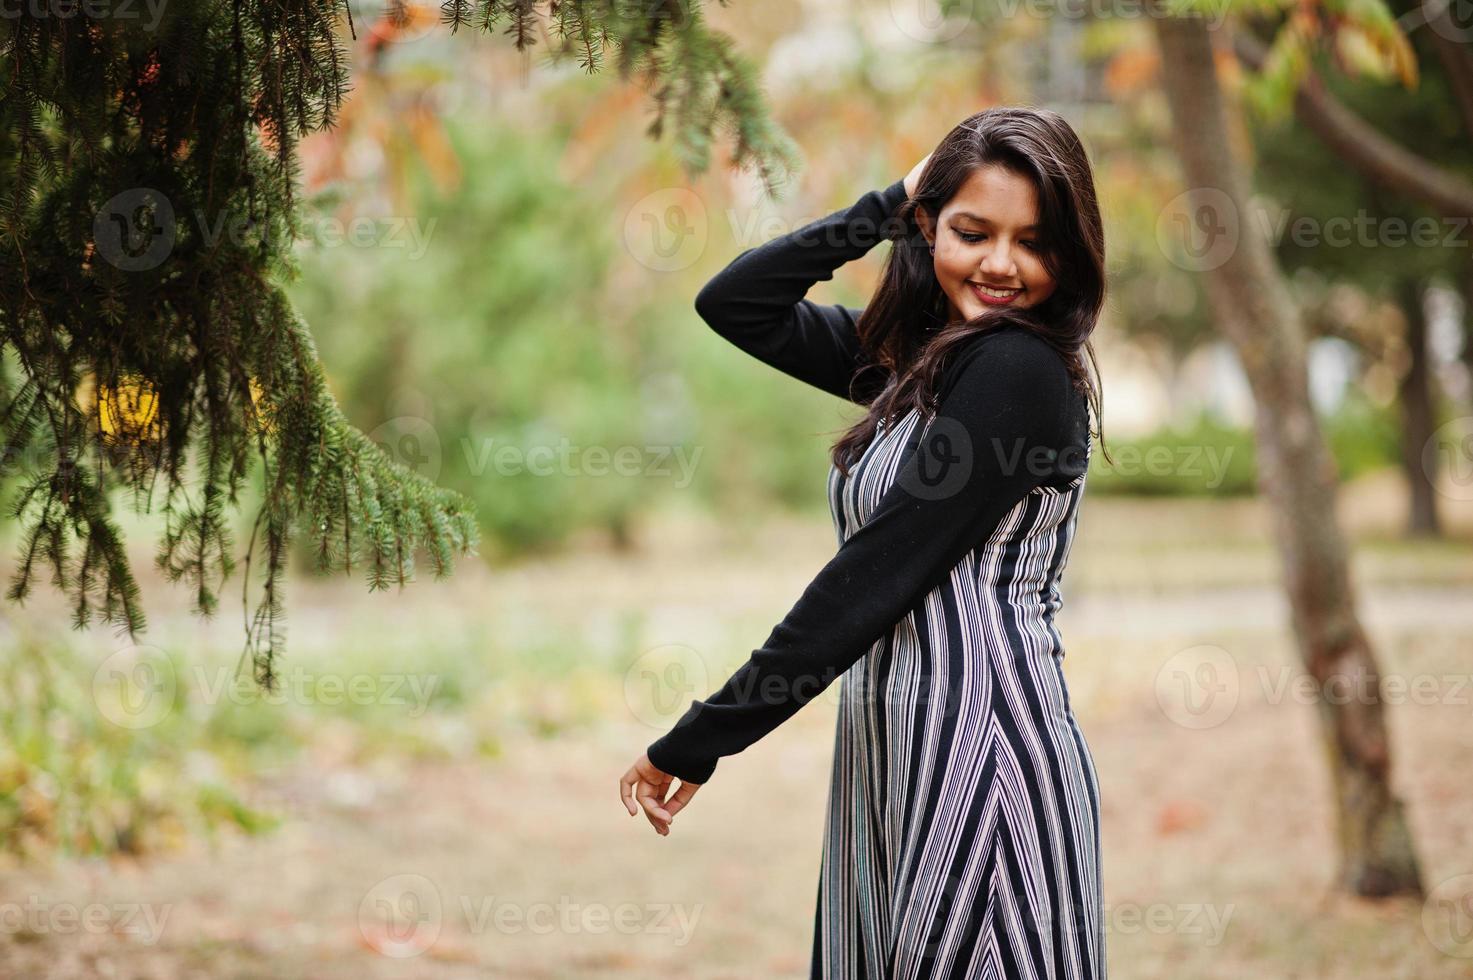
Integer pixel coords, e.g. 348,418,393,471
1335,23,1418,88
97,374,162,443
248,376,277,436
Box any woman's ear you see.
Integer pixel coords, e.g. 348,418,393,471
914,204,936,250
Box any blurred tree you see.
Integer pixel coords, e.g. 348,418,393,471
1088,23,1221,412
1247,66,1470,535
1150,0,1424,898
0,1,799,686
1463,273,1473,385
1235,0,1473,536
1231,0,1473,218
1395,274,1441,533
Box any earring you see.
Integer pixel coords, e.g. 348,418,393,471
928,242,935,254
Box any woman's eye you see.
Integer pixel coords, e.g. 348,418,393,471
955,231,1041,251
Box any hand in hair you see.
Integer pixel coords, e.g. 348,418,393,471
903,152,932,198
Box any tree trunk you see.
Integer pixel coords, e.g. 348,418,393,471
1151,11,1424,898
1396,277,1441,537
1462,269,1473,399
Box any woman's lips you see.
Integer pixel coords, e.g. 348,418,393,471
969,281,1022,306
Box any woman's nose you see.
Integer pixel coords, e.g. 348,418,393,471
978,246,1018,278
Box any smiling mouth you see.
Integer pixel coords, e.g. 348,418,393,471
967,281,1023,301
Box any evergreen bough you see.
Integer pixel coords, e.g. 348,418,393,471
0,0,798,688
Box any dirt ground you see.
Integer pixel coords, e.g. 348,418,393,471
1,470,1471,978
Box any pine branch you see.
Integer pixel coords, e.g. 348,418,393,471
1,0,795,685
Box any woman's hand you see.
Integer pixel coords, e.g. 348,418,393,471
620,753,702,836
904,151,932,198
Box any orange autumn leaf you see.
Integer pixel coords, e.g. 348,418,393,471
1104,46,1160,98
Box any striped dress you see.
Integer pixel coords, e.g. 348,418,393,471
812,405,1105,980
638,178,1106,976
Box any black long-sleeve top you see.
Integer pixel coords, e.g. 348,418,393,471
645,178,1090,785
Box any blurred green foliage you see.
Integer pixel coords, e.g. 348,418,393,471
284,112,880,555
1322,388,1407,483
1088,410,1258,496
287,117,642,559
0,600,634,858
0,637,276,859
1088,390,1403,496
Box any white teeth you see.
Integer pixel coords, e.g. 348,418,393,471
972,283,1020,298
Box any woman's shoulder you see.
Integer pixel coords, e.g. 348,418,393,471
940,324,1088,443
944,323,1073,391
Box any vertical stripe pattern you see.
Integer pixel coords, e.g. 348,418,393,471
812,407,1105,980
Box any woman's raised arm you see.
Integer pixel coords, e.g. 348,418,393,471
693,178,910,405
645,326,1089,785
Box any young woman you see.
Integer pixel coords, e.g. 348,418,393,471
620,106,1109,978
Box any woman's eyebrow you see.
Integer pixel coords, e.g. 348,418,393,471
952,212,1039,231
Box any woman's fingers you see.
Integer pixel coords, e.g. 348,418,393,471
904,151,932,198
662,780,700,821
619,765,668,835
636,778,673,835
620,755,701,836
618,766,640,817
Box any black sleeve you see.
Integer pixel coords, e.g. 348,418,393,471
692,178,911,405
645,326,1088,784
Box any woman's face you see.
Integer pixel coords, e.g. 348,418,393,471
917,164,1056,323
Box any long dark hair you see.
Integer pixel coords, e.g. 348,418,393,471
832,106,1111,475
